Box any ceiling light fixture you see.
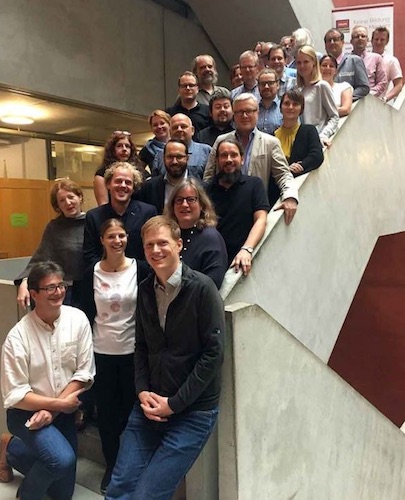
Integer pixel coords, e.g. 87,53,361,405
1,115,34,125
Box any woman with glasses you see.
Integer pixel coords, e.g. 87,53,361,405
296,45,339,146
138,110,171,173
80,218,149,494
93,130,145,206
15,178,86,309
320,54,353,117
164,178,228,289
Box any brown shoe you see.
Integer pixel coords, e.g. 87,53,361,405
0,433,14,483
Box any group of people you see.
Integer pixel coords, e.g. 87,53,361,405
0,170,225,499
0,22,402,500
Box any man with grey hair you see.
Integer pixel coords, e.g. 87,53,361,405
203,93,298,223
196,88,234,146
192,54,229,105
231,50,261,101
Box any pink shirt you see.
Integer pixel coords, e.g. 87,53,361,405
356,50,387,97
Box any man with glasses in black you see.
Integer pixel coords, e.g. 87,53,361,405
138,139,196,214
166,71,210,134
0,261,95,500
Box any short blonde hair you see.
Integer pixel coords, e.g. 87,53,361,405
148,109,171,127
141,215,181,242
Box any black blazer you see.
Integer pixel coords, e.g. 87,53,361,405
136,176,166,215
268,124,324,206
289,124,324,174
83,200,157,269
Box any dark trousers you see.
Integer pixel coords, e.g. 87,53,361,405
94,353,136,468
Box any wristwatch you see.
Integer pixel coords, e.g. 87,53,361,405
241,246,254,255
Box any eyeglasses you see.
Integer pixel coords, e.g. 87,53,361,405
174,196,198,205
259,80,278,87
234,109,257,116
165,154,188,161
113,130,131,136
240,65,257,71
325,37,342,43
37,282,68,294
179,83,198,89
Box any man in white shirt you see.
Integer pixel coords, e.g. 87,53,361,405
0,261,95,500
371,26,404,102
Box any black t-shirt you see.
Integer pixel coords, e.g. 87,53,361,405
206,174,270,264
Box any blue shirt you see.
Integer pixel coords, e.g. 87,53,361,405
235,128,256,175
278,71,297,98
231,83,261,102
257,97,283,135
152,140,211,179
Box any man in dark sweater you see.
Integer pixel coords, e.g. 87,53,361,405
196,88,234,146
106,216,225,500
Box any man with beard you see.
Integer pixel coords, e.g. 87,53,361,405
203,94,298,224
257,68,283,135
137,139,193,214
205,138,270,276
192,54,229,105
196,89,234,146
152,114,211,179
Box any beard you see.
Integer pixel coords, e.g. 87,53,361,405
217,170,241,185
200,70,218,86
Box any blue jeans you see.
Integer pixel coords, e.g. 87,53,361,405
6,409,77,500
106,405,219,500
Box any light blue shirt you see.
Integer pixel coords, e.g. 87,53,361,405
152,140,211,179
257,97,282,135
231,83,261,102
236,128,256,175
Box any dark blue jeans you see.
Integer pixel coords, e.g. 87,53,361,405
106,404,219,500
6,409,77,500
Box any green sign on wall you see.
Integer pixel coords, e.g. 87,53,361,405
10,213,28,227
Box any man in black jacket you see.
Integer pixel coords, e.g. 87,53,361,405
106,216,225,500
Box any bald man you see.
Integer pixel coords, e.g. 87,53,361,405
152,113,211,178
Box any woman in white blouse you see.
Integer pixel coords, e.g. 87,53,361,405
320,54,353,117
81,218,148,494
296,45,339,146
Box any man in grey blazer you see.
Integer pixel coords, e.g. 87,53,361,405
324,28,369,101
203,93,298,224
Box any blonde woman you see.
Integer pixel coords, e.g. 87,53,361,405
296,45,339,145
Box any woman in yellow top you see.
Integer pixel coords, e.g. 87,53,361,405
269,89,324,205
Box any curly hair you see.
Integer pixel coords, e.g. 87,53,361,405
101,131,142,169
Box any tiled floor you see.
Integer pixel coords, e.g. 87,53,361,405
0,457,104,499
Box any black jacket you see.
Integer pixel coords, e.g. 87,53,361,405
135,264,225,414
